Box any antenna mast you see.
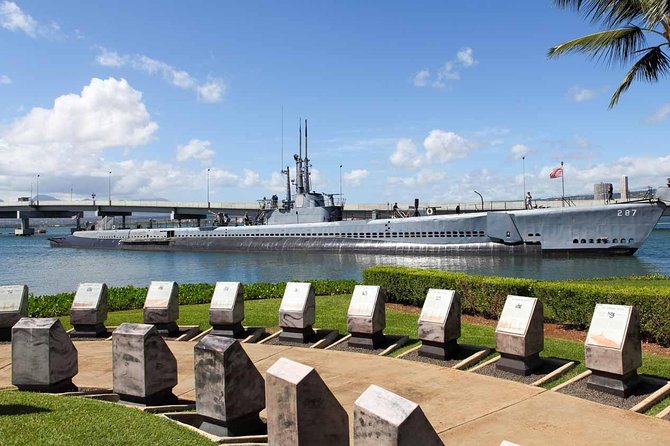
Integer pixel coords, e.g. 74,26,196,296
304,119,310,193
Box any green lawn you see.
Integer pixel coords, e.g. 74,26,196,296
0,391,213,446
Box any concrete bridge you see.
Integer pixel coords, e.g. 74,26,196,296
0,195,641,236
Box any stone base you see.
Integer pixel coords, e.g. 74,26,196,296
210,322,245,338
0,327,11,342
587,370,641,398
70,324,108,338
418,339,459,360
279,326,315,344
198,413,267,437
497,353,543,376
117,388,178,406
16,378,77,393
152,322,180,337
349,331,385,350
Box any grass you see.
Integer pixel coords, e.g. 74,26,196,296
0,391,213,446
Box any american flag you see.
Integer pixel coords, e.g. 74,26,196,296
549,167,563,179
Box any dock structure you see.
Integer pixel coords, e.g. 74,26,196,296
0,195,665,236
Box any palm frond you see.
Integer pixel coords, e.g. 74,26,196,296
609,45,670,107
640,0,670,28
554,0,648,26
548,26,647,66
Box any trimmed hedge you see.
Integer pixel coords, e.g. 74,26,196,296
28,279,357,318
362,266,670,346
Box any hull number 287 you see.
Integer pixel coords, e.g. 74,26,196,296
617,209,637,217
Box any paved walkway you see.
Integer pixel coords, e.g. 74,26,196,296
1,341,669,445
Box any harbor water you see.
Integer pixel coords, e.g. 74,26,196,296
2,218,669,296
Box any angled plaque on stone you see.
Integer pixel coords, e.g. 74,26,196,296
143,281,179,335
495,295,544,375
209,282,245,338
266,358,349,446
112,323,178,405
70,283,108,337
418,289,460,360
0,285,28,341
12,317,78,392
354,384,443,446
194,335,265,436
348,285,385,349
585,304,641,397
278,282,315,343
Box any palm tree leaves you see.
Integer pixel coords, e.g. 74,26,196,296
551,0,670,106
548,26,647,66
610,45,670,107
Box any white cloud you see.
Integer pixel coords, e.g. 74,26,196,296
456,47,475,67
176,139,215,162
343,169,369,187
0,74,10,85
569,86,596,102
413,69,430,87
0,77,158,178
645,103,670,124
95,48,226,103
510,144,530,160
423,130,475,163
413,47,477,89
0,1,36,37
390,138,422,168
241,169,260,187
96,48,124,67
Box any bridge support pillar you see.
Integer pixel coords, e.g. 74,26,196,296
14,218,34,236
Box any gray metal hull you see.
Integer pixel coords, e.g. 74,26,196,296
49,201,666,256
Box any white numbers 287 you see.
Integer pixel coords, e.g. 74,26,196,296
617,209,637,217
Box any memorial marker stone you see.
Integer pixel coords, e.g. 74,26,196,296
12,318,78,392
143,281,179,335
278,282,315,343
495,295,544,375
194,335,265,436
585,304,641,397
266,357,349,446
209,282,245,337
353,384,443,446
0,285,28,341
112,323,178,405
418,289,460,360
348,285,385,349
70,283,108,337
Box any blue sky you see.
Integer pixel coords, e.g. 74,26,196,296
1,1,668,206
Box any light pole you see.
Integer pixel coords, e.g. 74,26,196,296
522,156,526,205
70,185,73,201
108,171,112,205
207,168,211,208
36,174,40,206
473,190,483,211
339,164,342,203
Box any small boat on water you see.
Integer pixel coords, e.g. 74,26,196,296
49,125,669,256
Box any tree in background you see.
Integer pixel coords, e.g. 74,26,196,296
549,0,670,107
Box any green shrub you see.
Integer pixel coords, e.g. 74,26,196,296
362,266,670,346
28,279,358,318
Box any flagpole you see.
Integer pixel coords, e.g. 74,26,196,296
561,161,565,207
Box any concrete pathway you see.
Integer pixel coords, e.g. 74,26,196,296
2,341,669,445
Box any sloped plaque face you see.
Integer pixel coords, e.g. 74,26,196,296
280,282,312,312
0,285,27,312
419,289,454,324
144,281,175,308
496,295,536,335
211,282,240,310
586,304,631,350
348,286,380,317
72,283,104,310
